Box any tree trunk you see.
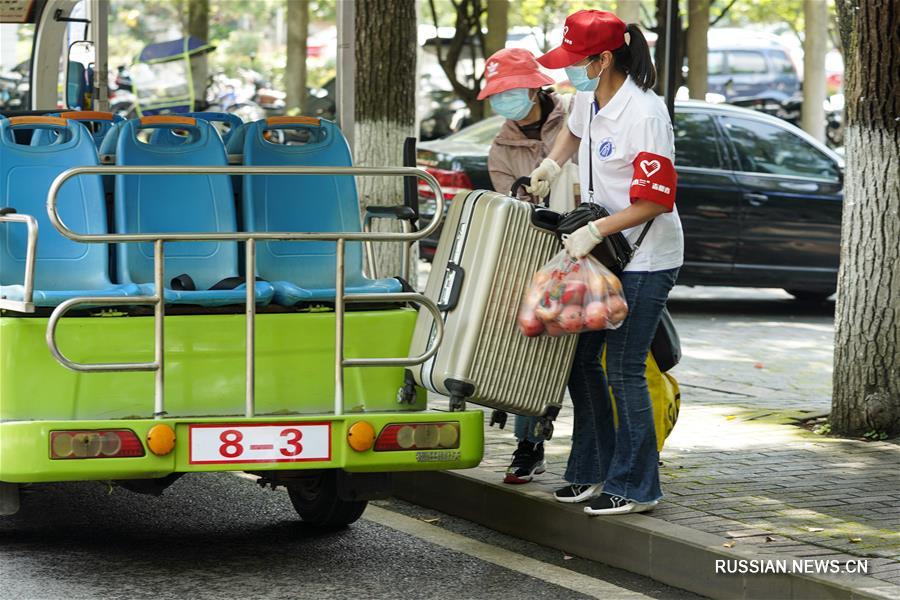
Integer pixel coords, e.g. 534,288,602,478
355,0,418,279
187,0,209,106
686,0,709,100
484,0,508,57
831,0,900,436
616,0,641,24
801,0,828,141
285,0,309,113
428,0,486,122
483,0,508,117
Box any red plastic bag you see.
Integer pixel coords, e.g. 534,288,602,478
518,251,628,338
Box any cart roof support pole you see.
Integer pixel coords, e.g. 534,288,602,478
336,0,356,153
89,0,109,111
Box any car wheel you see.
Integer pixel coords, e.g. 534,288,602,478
287,471,367,529
785,289,834,304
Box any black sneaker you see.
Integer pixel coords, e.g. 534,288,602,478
503,441,546,484
553,483,601,503
584,492,658,515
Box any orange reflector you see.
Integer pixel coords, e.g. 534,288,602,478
146,424,176,456
50,430,144,459
347,421,376,452
374,422,460,452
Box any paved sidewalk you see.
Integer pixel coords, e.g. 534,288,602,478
469,401,900,587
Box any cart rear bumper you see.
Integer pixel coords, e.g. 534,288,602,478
0,411,484,483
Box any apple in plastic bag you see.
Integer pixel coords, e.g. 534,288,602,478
518,309,545,337
561,280,587,305
544,320,566,337
559,305,584,333
588,273,608,300
607,294,628,324
535,296,563,321
584,301,609,330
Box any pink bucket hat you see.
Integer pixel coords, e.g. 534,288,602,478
477,48,555,100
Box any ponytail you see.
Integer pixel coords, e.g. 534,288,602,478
611,24,656,91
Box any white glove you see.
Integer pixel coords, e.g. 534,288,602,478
525,158,561,198
563,221,604,259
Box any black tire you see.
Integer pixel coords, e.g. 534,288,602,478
786,289,834,304
287,471,367,529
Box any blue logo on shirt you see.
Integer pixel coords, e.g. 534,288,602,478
597,137,615,160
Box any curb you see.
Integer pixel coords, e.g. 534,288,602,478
393,470,897,600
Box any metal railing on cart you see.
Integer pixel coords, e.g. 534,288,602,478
38,165,445,419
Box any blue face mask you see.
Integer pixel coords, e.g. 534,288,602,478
489,88,535,121
566,62,600,92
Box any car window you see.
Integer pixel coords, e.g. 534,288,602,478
720,116,840,180
727,51,768,75
674,112,722,169
769,50,795,75
445,116,503,145
708,51,725,75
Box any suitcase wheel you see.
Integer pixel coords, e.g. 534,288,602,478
489,410,508,429
534,418,554,441
396,370,417,404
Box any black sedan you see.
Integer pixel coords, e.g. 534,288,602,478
417,101,844,303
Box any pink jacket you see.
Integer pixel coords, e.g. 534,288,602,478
488,92,569,200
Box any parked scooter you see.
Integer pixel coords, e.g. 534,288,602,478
237,66,286,115
108,65,136,118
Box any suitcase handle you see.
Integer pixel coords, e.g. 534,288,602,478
437,262,464,311
510,176,549,207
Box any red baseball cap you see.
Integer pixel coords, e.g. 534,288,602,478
477,48,555,100
537,10,627,70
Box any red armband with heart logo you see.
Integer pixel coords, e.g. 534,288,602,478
630,152,677,211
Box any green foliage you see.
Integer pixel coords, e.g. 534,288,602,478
812,422,832,435
863,430,889,441
710,0,837,42
108,0,337,91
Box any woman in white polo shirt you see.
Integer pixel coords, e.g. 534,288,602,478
527,9,684,515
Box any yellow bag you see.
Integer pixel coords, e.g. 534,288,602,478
602,351,681,452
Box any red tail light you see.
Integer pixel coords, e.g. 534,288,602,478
374,422,460,452
417,166,473,201
50,430,145,459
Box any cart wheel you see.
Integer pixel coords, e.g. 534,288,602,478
0,483,19,516
287,471,367,529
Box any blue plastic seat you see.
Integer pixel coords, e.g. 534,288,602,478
31,111,124,148
231,117,401,306
0,116,139,307
114,116,273,307
149,111,243,146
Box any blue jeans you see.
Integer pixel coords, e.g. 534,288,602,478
564,268,678,503
514,414,544,444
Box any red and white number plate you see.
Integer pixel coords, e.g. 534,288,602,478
189,423,331,464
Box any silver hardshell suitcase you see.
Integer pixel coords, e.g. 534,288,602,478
409,190,577,427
